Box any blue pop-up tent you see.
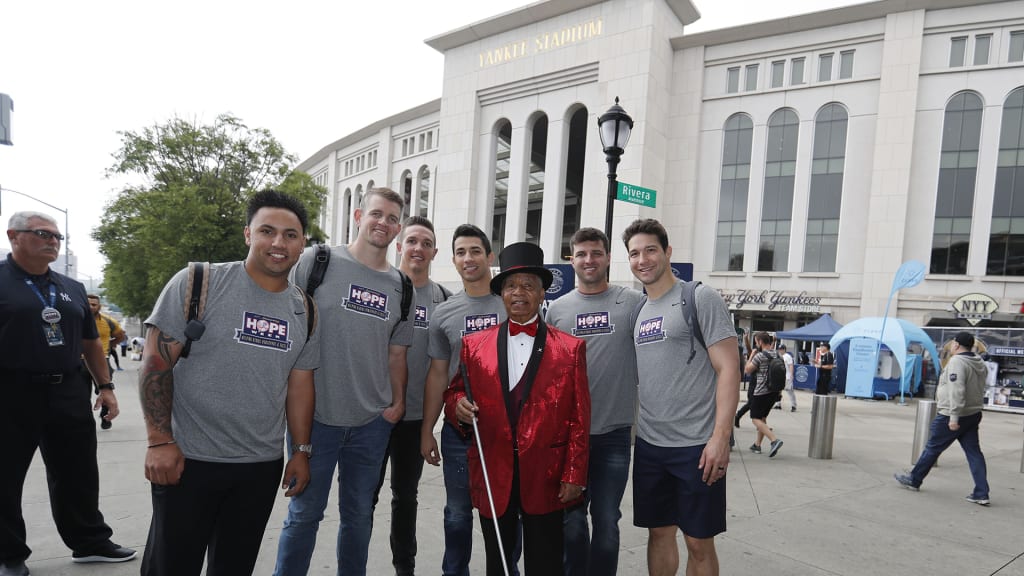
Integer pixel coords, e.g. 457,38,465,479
776,313,843,341
829,317,941,397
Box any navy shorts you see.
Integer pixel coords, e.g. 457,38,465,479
632,438,726,539
750,393,777,420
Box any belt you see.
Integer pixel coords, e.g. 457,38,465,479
27,372,66,384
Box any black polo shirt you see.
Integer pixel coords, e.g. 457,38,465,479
0,254,98,372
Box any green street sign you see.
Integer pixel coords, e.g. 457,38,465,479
616,181,656,208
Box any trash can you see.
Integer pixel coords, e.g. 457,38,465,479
911,400,937,465
808,394,837,459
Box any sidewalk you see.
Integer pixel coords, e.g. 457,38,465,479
19,362,1024,575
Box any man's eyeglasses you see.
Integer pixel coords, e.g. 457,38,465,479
15,229,65,242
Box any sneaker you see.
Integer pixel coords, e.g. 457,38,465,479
734,414,741,428
0,560,30,576
115,367,124,371
769,439,784,457
791,406,797,412
965,495,990,506
72,543,137,563
773,404,782,410
749,443,761,454
893,473,919,491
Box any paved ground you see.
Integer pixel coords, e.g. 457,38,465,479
18,361,1024,575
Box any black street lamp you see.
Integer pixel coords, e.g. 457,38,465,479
598,97,633,242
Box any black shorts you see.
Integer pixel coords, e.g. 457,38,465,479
749,393,777,420
632,439,726,539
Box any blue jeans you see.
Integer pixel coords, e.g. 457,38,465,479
909,412,989,499
440,422,474,576
274,416,393,576
564,426,632,576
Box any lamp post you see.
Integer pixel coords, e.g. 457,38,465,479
1,187,71,275
597,97,633,242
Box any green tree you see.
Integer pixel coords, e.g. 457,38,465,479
94,114,326,318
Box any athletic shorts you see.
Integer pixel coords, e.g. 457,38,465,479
632,438,726,539
749,393,777,420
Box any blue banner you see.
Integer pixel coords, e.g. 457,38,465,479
846,337,879,398
544,264,575,301
670,262,694,282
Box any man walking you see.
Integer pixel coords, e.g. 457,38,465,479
1,212,135,576
419,224,515,576
139,190,319,576
744,332,784,457
85,294,126,429
624,218,739,576
773,344,797,412
275,187,413,576
374,215,447,575
546,227,643,576
895,331,990,505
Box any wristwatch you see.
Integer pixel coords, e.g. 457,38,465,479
291,443,313,457
97,383,115,391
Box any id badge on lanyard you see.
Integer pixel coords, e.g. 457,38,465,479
26,278,65,347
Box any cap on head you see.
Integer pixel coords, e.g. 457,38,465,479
489,242,553,295
954,331,975,350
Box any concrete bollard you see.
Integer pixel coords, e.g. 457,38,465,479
808,394,837,459
911,400,937,465
1020,419,1023,474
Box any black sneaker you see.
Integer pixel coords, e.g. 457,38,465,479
0,560,30,576
769,439,784,457
965,495,990,506
749,443,761,454
72,543,137,563
734,414,741,428
791,406,797,412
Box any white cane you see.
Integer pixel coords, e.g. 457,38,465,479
460,363,511,576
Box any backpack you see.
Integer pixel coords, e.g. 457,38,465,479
306,243,414,321
180,261,316,359
632,280,706,364
765,351,787,393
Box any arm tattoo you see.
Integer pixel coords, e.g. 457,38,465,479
139,332,180,437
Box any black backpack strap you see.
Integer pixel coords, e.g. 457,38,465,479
439,284,452,301
296,285,317,343
681,280,705,365
181,261,209,359
306,244,331,298
398,270,413,321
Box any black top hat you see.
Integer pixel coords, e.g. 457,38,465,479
489,242,553,295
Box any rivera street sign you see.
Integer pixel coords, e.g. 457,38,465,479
616,181,656,208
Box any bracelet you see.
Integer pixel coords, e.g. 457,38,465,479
148,440,177,449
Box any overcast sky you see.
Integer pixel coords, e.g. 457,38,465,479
0,0,861,279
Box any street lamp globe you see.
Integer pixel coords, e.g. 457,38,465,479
598,97,633,154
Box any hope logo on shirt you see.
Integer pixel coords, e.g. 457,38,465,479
414,305,429,329
343,284,391,320
234,312,292,352
462,314,499,336
573,311,613,337
636,316,666,345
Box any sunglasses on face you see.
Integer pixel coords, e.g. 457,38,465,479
15,229,65,242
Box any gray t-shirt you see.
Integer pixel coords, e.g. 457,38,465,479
292,245,414,427
428,291,506,383
546,285,644,435
145,261,320,463
750,350,775,396
404,282,449,421
633,282,735,448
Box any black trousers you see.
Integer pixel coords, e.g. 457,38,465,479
141,457,283,576
373,419,426,576
816,370,832,395
0,369,113,563
479,459,564,576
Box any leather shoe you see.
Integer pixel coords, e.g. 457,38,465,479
0,560,30,576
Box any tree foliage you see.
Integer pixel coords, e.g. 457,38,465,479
94,114,326,318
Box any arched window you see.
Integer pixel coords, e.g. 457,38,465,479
526,114,548,246
352,184,364,243
931,91,982,274
804,104,848,272
561,106,588,260
988,87,1024,276
715,113,753,271
417,166,430,218
400,171,413,221
758,109,799,271
492,120,512,254
342,188,352,243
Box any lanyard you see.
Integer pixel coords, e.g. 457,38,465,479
24,278,57,309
